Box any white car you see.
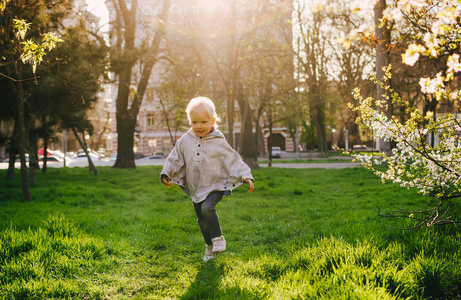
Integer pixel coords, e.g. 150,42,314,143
271,146,281,158
352,145,373,152
73,152,101,161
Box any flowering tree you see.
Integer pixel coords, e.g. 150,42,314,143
343,0,461,228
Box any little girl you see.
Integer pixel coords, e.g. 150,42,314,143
160,96,254,261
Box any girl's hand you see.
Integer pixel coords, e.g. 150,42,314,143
161,175,172,187
243,178,254,193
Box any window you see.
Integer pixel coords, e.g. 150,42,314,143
145,88,154,103
147,113,154,127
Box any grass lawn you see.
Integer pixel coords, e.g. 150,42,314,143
0,166,460,299
257,158,354,164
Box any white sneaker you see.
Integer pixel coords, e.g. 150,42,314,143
203,244,216,261
212,236,226,254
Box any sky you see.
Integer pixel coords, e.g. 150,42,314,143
85,0,109,30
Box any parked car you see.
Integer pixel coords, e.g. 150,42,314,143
3,154,29,162
143,155,165,160
66,152,77,159
39,155,63,162
52,150,65,160
134,153,145,160
352,145,373,152
271,146,281,158
73,152,101,161
137,155,165,166
109,153,146,160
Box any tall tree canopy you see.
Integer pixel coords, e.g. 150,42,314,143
109,0,171,169
1,0,107,199
0,0,66,201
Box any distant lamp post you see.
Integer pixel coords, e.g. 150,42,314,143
331,128,337,150
85,134,90,151
344,129,349,151
295,87,304,158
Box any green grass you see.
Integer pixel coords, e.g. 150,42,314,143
0,166,460,299
258,157,354,164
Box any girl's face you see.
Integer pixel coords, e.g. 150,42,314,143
191,109,216,137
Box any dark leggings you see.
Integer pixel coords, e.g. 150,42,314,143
193,191,224,245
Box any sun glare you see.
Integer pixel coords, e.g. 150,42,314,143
86,0,109,30
197,0,221,11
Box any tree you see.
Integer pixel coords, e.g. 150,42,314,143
245,43,297,166
0,75,18,180
153,26,212,148
327,0,375,149
187,0,252,161
373,0,392,153
110,0,171,169
295,3,330,157
152,0,291,168
31,23,108,176
0,2,63,201
195,0,291,168
156,71,194,147
240,0,293,168
346,0,461,227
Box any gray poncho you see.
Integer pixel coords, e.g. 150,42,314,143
161,129,253,203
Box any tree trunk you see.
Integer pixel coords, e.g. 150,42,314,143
16,73,31,202
6,120,19,181
72,127,98,175
268,109,273,167
42,136,48,173
113,115,136,169
255,106,265,157
374,0,390,153
314,105,328,157
236,93,259,169
28,133,38,185
7,148,16,180
309,83,328,157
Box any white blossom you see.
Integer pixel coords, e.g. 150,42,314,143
419,72,444,94
402,44,425,66
423,33,439,57
396,0,426,12
347,1,461,217
431,20,445,36
447,54,461,73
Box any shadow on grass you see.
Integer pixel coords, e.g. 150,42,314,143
180,260,224,300
181,258,259,300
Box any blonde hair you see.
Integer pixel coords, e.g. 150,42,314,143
186,96,221,128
